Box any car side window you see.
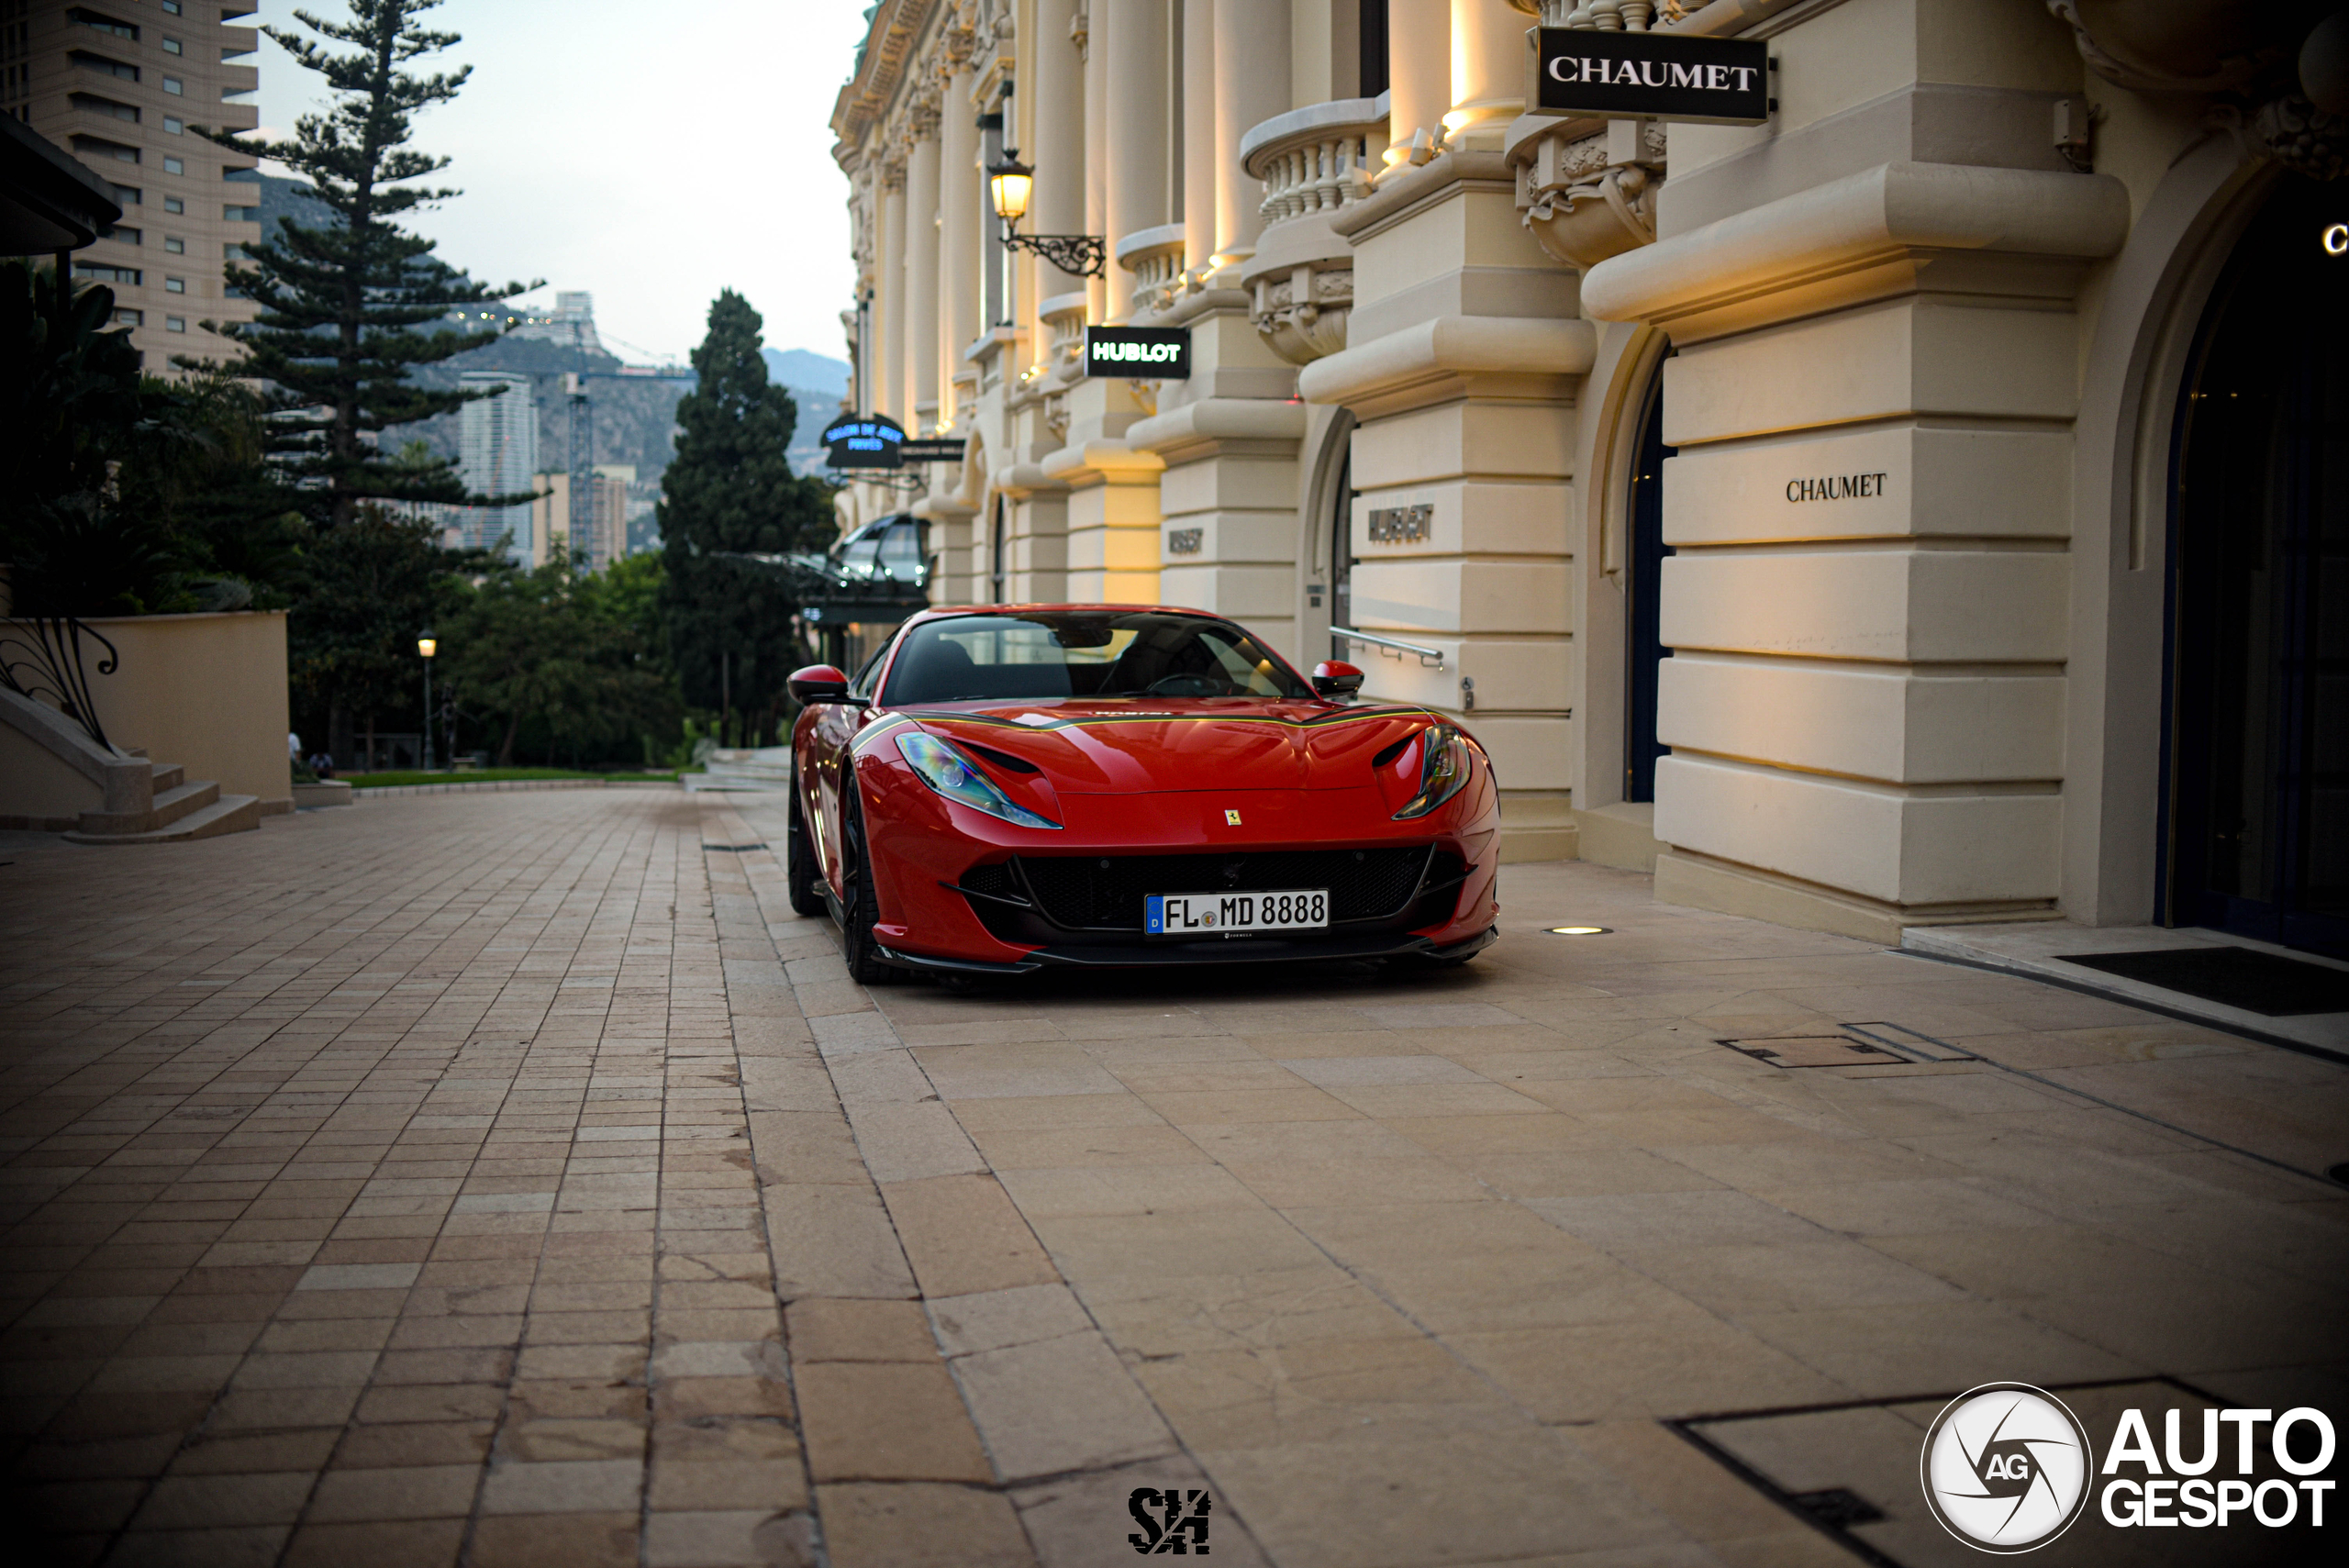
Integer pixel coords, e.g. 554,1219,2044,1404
848,640,890,700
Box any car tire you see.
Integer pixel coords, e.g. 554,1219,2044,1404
786,773,826,918
839,795,896,986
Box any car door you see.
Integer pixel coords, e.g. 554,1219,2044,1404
808,640,894,895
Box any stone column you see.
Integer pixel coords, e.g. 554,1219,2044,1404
1182,0,1217,277
877,159,907,425
904,116,942,431
1030,0,1089,310
1211,0,1290,270
1081,2,1109,325
941,64,981,420
1102,0,1170,322
1383,0,1449,170
1446,0,1526,150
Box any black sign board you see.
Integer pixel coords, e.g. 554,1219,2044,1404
823,414,906,469
899,438,966,464
1084,326,1190,380
1531,28,1770,126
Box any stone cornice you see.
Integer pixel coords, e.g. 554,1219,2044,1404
1040,439,1165,489
1334,151,1518,245
1579,161,2131,341
832,0,941,162
1297,315,1598,421
1124,398,1310,466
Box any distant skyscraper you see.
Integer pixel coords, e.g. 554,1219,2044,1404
458,372,536,562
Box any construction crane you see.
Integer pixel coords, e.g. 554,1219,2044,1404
562,360,695,572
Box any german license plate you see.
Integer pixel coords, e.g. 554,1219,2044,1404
1145,889,1329,937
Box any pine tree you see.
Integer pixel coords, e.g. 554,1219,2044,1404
201,0,537,526
658,290,835,738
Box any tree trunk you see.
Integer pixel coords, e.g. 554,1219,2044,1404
364,712,375,773
497,711,519,767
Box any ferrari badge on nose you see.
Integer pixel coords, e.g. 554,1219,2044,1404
1224,809,1242,826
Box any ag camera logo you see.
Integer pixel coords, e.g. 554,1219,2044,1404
1920,1384,2092,1552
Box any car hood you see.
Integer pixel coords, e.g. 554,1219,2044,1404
899,698,1441,795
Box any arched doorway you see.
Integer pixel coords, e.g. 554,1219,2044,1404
1327,447,1354,662
988,495,1007,604
2166,174,2349,955
1622,367,1675,803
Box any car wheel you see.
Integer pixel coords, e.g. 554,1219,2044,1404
839,796,896,986
786,774,826,918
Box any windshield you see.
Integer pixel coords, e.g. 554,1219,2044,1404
883,612,1312,704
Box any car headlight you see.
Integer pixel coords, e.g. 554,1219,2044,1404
895,731,1062,829
1392,724,1475,820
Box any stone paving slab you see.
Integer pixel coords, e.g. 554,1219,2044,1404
1,791,2343,1567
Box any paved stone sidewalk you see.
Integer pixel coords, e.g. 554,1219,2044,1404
2,791,2343,1568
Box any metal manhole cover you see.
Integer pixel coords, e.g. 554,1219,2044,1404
1720,1034,1908,1068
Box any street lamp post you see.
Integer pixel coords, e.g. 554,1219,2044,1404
985,152,1106,278
417,633,437,772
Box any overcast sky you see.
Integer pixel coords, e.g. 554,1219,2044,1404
251,0,867,366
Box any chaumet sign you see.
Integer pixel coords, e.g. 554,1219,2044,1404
1530,28,1772,126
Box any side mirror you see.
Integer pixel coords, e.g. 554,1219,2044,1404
787,663,851,703
1311,661,1364,698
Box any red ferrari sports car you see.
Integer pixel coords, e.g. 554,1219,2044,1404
783,605,1500,982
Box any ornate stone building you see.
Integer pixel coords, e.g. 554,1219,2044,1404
832,0,2349,952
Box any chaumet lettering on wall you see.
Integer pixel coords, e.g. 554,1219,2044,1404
1786,473,1888,503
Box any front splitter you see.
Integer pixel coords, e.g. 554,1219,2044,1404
876,925,1496,973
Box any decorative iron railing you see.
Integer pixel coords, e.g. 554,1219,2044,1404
0,616,121,752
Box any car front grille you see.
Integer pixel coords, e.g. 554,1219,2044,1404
1005,846,1435,931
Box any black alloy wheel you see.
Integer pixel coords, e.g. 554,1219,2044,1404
785,767,826,918
839,795,896,985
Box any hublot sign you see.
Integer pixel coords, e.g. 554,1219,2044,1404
1531,28,1771,127
1366,503,1433,543
1085,326,1190,380
1787,472,1888,503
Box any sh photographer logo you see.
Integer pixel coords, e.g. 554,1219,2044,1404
1127,1487,1210,1554
1920,1384,2091,1552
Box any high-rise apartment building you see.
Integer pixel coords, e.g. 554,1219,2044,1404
4,0,262,370
458,371,536,564
529,463,635,573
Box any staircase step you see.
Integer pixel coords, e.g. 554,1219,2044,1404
150,762,184,792
66,793,261,846
75,778,219,836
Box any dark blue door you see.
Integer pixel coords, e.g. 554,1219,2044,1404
1625,369,1675,803
2167,175,2349,956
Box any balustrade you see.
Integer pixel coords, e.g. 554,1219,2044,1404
1236,97,1389,366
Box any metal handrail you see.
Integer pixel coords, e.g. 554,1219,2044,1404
1330,625,1446,670
0,616,121,752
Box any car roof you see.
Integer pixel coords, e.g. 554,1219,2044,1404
903,603,1221,622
